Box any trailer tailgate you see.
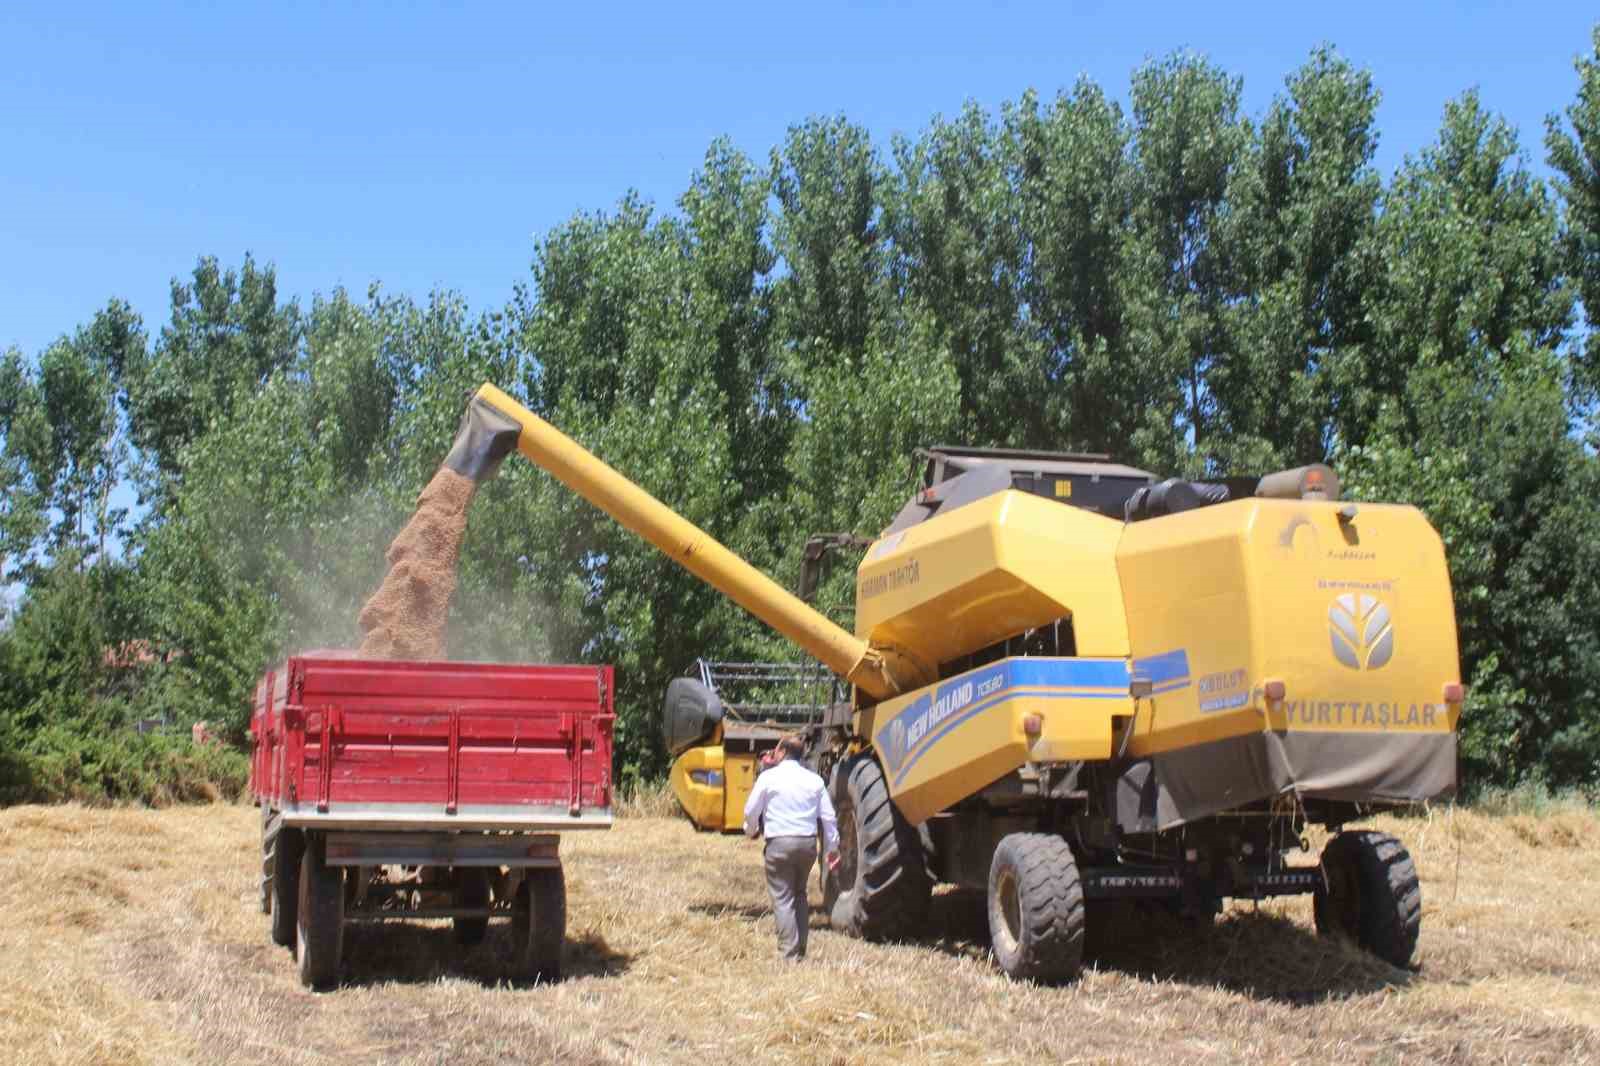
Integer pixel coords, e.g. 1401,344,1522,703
253,656,614,831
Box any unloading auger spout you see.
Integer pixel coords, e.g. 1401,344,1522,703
442,383,919,702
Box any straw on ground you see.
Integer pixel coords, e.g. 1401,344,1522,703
1,800,1596,1065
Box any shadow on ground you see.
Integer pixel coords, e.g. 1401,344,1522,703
919,890,1411,1003
337,922,634,989
687,901,772,923
685,886,1407,1003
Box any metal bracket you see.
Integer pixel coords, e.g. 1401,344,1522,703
315,704,339,813
445,709,461,816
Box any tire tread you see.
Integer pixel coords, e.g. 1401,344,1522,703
835,754,931,942
987,832,1084,983
1315,830,1421,968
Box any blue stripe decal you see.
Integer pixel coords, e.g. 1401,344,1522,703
1007,658,1130,689
1133,649,1191,687
889,688,1127,787
874,652,1192,788
875,658,1133,788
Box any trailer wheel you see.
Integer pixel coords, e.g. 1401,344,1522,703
512,866,565,983
829,753,930,941
258,806,272,914
986,833,1085,983
296,835,345,990
1314,830,1421,968
454,867,491,946
267,815,303,948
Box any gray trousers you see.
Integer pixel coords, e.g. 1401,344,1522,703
764,835,817,959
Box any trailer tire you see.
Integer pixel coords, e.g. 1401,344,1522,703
268,817,304,948
259,806,272,914
454,867,491,946
1314,830,1421,968
512,866,565,983
986,833,1085,983
296,835,344,990
829,753,930,942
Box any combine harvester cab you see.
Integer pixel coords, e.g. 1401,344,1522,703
449,385,1462,984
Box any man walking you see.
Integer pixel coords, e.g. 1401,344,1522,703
743,735,840,960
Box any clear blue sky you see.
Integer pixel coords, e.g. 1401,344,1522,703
2,1,1596,358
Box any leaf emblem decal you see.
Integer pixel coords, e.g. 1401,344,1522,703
883,718,908,772
1329,593,1395,670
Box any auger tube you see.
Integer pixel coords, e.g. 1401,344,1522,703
456,383,911,702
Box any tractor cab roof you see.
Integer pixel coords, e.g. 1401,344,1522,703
917,445,1155,485
885,446,1157,532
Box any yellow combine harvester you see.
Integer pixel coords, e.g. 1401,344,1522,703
447,383,1462,982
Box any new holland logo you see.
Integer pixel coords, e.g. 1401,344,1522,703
882,717,909,774
1329,593,1395,670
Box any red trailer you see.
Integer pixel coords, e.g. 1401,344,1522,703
249,653,614,989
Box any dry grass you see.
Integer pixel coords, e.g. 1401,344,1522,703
612,778,680,820
2,801,1598,1066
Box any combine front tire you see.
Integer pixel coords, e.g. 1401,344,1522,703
512,866,566,983
1314,830,1421,968
987,833,1085,983
296,835,345,990
828,754,931,941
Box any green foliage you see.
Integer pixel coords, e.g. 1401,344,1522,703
0,726,249,806
0,562,119,738
1333,85,1600,790
8,31,1600,801
771,117,890,363
890,101,1042,447
123,255,301,496
1546,26,1600,417
1009,81,1143,454
0,347,49,579
1212,48,1383,470
0,559,247,805
0,302,141,577
1464,779,1600,814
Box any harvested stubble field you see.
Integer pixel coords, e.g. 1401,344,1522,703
2,801,1598,1066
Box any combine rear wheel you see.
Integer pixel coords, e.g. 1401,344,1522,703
296,836,345,990
454,867,491,946
827,754,931,941
987,833,1085,983
1314,830,1421,968
512,866,566,983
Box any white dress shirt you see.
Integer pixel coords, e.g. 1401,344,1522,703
743,757,840,853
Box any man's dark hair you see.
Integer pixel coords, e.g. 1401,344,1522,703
779,734,806,759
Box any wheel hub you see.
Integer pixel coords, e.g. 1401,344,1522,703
994,867,1022,954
